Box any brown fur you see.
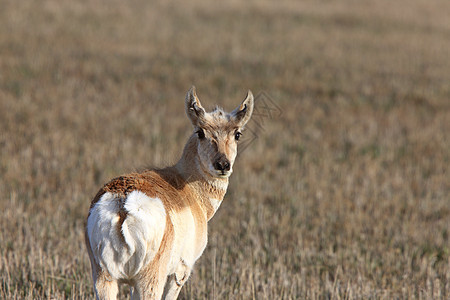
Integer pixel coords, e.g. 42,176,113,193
89,168,193,213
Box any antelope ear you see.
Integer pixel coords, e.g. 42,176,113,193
185,86,206,126
231,90,254,127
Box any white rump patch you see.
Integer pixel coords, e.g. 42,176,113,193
87,191,166,280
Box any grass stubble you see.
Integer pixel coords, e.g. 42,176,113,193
0,0,449,298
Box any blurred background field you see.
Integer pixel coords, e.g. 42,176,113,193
0,0,449,298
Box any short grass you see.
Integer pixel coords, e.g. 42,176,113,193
0,0,449,298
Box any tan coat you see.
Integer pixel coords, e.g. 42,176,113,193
85,87,254,299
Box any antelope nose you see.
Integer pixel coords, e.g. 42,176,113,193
214,159,230,171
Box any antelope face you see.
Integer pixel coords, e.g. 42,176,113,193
185,87,254,178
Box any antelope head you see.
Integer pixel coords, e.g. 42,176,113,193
185,86,254,178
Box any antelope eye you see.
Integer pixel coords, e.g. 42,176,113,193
196,129,205,139
235,132,242,141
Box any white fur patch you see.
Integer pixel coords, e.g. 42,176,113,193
210,178,229,191
209,198,222,211
87,191,166,280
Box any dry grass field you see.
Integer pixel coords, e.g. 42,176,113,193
1,0,449,298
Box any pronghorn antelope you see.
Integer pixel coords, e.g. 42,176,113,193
85,87,254,299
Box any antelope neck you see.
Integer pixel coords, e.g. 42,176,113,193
175,135,229,220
